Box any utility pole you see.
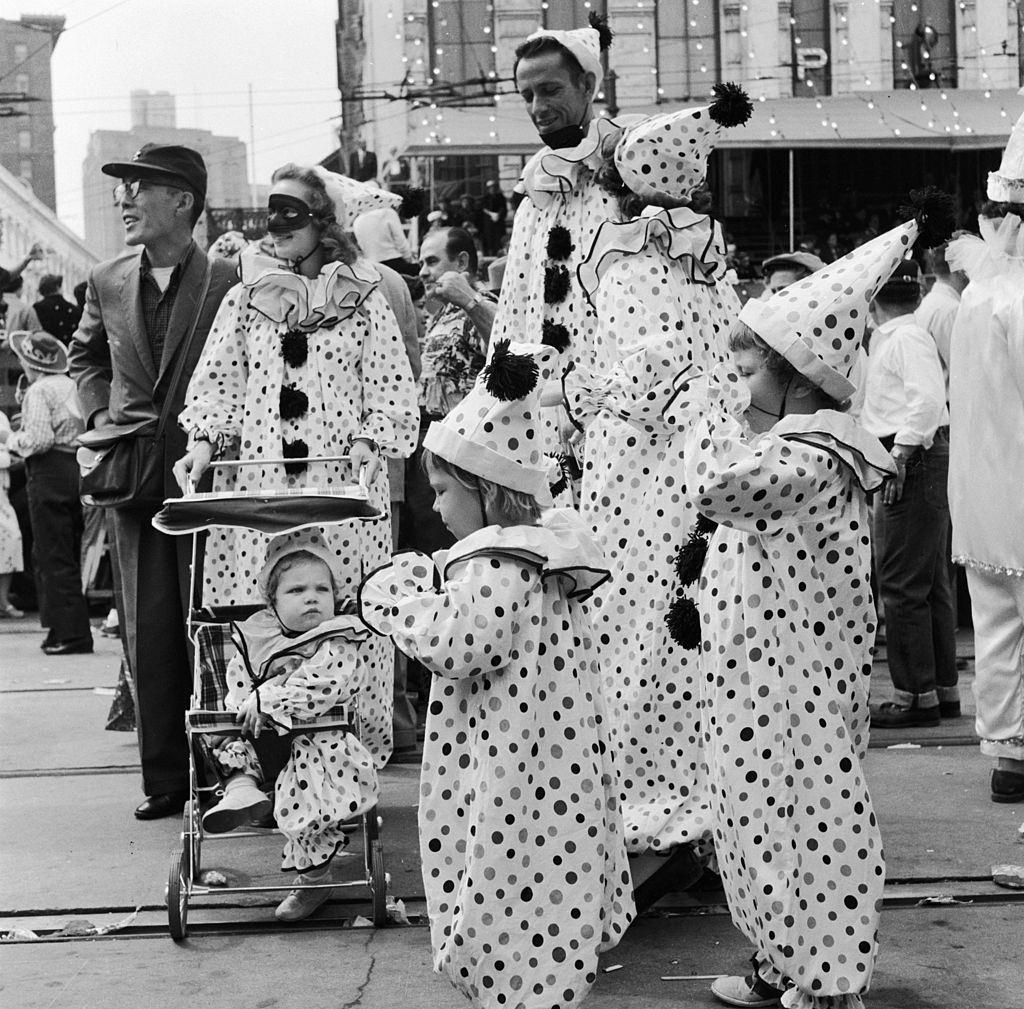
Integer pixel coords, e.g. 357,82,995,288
248,83,257,208
599,0,618,116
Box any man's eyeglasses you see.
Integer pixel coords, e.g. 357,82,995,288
112,178,182,205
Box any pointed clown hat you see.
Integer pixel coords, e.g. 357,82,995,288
523,11,612,101
423,340,556,507
310,166,402,230
987,89,1024,202
738,187,956,402
614,83,753,204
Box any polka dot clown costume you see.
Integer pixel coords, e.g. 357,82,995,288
179,171,418,767
567,86,751,855
491,15,642,467
214,531,379,875
673,192,954,1009
360,342,634,1009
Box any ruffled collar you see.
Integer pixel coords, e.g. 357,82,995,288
578,204,727,302
231,608,371,684
946,215,1024,283
434,508,610,601
239,248,381,331
773,411,896,493
516,114,644,207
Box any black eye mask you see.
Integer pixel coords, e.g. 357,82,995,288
267,194,315,235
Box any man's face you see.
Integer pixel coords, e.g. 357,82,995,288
419,232,463,292
765,267,808,295
115,176,190,247
515,50,592,139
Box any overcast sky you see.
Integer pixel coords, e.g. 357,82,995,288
10,0,343,237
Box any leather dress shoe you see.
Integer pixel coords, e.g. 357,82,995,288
42,636,93,656
870,700,940,728
134,792,188,820
991,769,1024,804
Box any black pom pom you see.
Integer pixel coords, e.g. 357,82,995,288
279,384,309,421
482,338,539,401
588,10,614,51
546,225,574,261
709,82,753,128
674,534,709,588
695,513,718,538
666,595,702,649
542,319,571,352
903,186,957,248
399,187,426,221
544,264,571,305
280,330,308,368
282,437,309,476
549,469,568,499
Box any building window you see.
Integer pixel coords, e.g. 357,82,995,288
17,130,31,152
20,159,33,181
789,0,832,97
14,43,28,63
427,1,496,92
893,0,956,88
656,0,720,102
543,1,591,31
14,72,29,96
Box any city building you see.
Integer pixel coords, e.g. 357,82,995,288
0,13,65,212
81,91,251,261
334,0,1023,258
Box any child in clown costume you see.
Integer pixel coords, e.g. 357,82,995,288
565,85,751,874
202,530,379,923
663,191,954,1008
359,341,634,1009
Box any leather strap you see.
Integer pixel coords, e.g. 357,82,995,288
155,260,213,442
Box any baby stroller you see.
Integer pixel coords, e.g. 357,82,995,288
153,456,390,941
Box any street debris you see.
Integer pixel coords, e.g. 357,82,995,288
199,869,228,887
2,908,141,942
886,743,921,749
661,974,727,981
916,895,973,906
602,964,623,973
992,865,1024,889
2,929,39,941
386,897,411,924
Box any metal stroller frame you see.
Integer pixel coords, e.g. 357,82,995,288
161,456,389,941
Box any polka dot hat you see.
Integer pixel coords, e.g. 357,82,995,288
423,340,556,506
739,187,957,402
988,96,1024,202
524,13,610,101
614,82,753,204
310,166,402,231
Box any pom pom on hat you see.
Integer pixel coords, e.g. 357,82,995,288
902,186,957,248
399,187,426,221
541,319,571,352
588,10,614,51
709,82,753,128
482,339,540,401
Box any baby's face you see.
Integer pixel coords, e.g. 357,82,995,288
274,558,335,633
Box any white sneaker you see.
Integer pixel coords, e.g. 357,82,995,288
710,974,784,1007
202,782,272,834
274,872,337,922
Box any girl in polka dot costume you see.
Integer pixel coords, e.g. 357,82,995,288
176,164,418,767
668,192,953,1009
203,531,379,922
566,85,750,862
360,341,634,1009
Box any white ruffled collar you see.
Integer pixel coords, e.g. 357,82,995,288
946,214,1024,282
239,248,381,331
516,114,644,207
434,508,610,600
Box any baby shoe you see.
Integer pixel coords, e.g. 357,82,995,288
202,779,272,834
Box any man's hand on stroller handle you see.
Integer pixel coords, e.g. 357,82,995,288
174,439,215,492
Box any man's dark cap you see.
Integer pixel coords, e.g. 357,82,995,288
877,259,922,298
101,143,207,203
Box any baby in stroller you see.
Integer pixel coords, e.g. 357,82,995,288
201,529,379,921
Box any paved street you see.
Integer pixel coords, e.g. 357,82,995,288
1,616,1022,1009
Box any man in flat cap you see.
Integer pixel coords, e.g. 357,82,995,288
69,144,236,820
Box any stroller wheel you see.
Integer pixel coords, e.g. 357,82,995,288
167,851,189,941
369,839,387,928
182,800,201,878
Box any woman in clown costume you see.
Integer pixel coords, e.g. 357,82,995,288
666,192,953,1008
360,341,633,1009
176,164,417,766
564,86,750,872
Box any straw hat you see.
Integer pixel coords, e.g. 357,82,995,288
8,330,69,375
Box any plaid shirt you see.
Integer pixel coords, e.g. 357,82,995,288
7,374,84,458
140,241,196,367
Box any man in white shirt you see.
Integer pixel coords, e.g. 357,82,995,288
862,260,959,728
352,204,417,276
915,244,967,399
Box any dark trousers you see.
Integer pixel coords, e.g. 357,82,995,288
25,451,91,642
112,505,195,796
873,433,958,707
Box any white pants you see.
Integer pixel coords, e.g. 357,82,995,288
966,566,1024,761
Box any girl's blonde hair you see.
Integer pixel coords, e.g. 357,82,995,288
422,449,543,525
270,163,359,265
